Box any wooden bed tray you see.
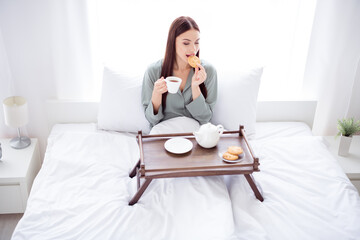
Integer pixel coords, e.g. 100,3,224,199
129,125,264,205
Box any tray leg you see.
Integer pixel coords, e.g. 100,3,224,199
244,174,264,202
129,178,152,206
129,160,140,178
137,168,140,189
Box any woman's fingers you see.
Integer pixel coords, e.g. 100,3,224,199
156,77,166,86
154,76,168,94
197,63,205,72
200,71,206,79
195,64,206,81
195,66,202,80
160,85,167,93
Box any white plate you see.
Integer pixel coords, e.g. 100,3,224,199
164,137,193,154
218,152,245,163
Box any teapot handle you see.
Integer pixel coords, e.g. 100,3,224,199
217,125,224,135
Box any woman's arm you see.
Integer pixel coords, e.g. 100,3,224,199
141,66,165,127
186,63,218,124
151,76,167,114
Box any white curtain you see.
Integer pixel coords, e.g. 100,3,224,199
95,0,316,101
50,0,99,100
303,0,360,135
0,0,94,157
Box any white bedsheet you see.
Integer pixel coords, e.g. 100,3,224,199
12,122,360,240
229,136,360,239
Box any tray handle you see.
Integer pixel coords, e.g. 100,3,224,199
137,131,146,176
240,125,260,171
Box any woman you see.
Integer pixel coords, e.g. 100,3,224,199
142,16,218,128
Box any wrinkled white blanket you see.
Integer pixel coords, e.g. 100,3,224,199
12,122,360,240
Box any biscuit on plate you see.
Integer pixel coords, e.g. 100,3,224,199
227,146,243,155
222,152,239,161
188,55,201,68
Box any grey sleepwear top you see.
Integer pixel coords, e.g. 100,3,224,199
141,59,218,128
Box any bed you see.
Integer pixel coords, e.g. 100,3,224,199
11,120,360,240
11,67,360,239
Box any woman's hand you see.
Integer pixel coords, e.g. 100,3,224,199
191,64,207,87
153,77,167,95
191,64,207,100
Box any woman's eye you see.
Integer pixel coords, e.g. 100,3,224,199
183,43,189,46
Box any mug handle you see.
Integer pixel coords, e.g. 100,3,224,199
217,125,224,135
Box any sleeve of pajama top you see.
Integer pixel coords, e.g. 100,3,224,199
141,60,164,127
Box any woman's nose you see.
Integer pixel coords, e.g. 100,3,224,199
192,44,197,51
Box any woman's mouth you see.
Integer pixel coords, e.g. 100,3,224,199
186,54,195,58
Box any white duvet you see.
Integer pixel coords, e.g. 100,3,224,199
12,121,360,240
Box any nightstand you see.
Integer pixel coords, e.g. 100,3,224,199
323,136,360,194
0,138,41,214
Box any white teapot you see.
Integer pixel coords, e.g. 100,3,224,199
193,123,224,148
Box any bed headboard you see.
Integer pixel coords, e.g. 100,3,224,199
46,99,317,131
256,100,317,127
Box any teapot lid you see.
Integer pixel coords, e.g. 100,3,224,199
200,122,217,131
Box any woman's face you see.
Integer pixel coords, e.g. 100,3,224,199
175,29,200,67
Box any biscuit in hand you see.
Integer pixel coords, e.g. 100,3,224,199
222,152,239,161
188,55,201,68
227,146,243,155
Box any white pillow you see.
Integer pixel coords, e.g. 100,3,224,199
150,116,200,135
97,67,150,134
211,67,263,138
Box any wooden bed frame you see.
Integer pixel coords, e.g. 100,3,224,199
45,100,317,131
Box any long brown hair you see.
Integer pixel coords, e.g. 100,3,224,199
161,16,207,110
